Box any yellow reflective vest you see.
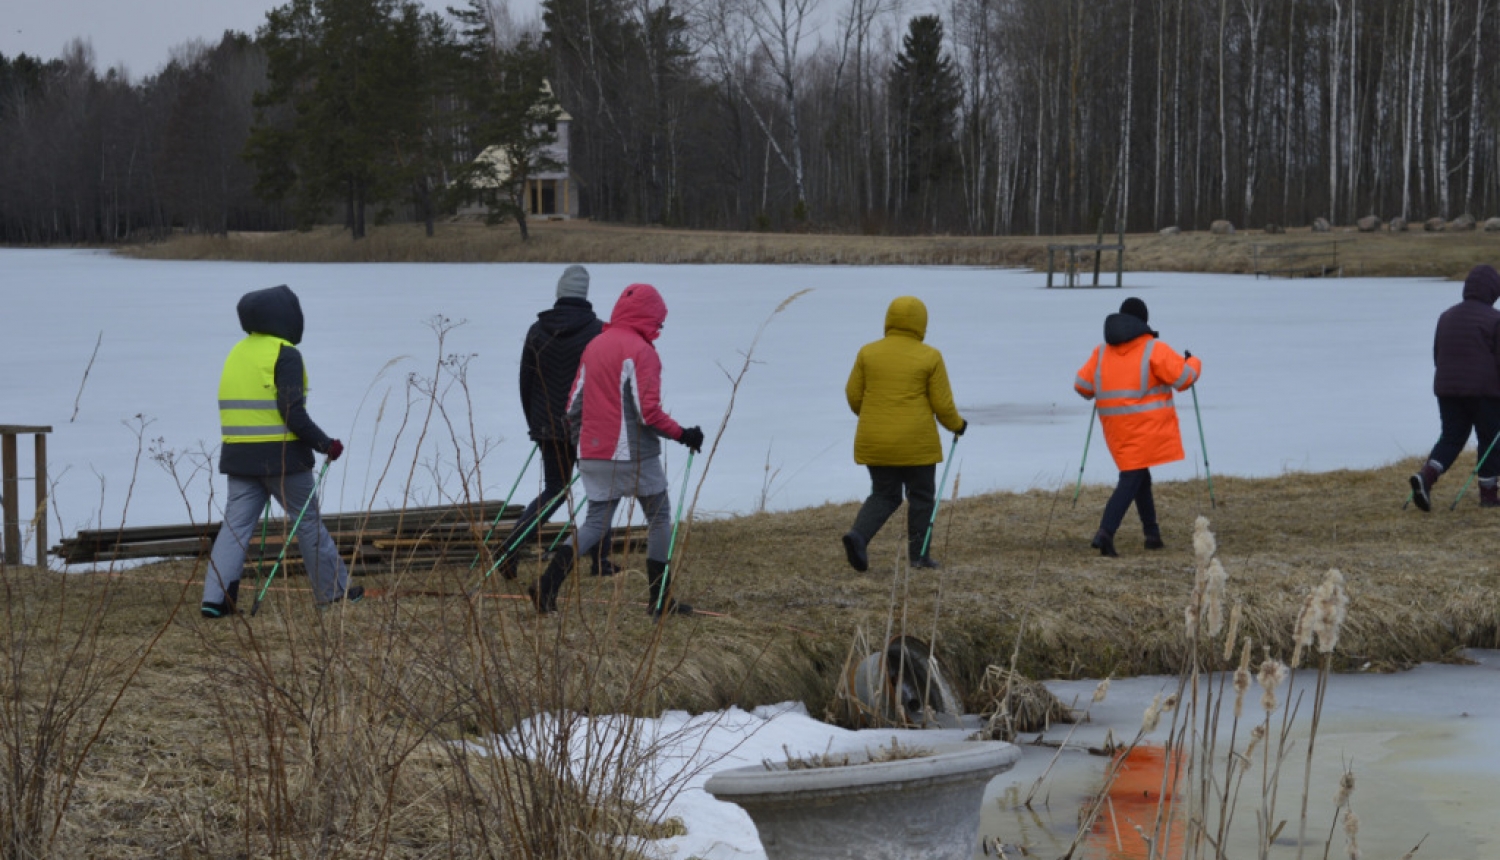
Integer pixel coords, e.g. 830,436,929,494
218,334,309,445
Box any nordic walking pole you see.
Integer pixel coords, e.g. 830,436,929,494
654,451,696,616
252,500,272,579
250,459,333,617
1449,432,1500,509
1190,384,1217,509
477,474,581,582
919,434,962,560
1071,405,1097,508
470,442,539,570
544,492,588,553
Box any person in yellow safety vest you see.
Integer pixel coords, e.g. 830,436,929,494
1073,297,1202,558
200,285,359,617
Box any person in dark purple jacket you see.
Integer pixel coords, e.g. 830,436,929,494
1410,264,1500,510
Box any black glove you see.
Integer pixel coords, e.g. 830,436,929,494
955,420,968,437
1184,350,1192,359
678,426,704,453
325,439,344,461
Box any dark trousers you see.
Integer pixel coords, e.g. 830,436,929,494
1428,396,1500,479
1099,468,1159,538
501,438,611,572
850,465,937,560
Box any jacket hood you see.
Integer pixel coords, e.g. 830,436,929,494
536,297,597,337
1463,264,1500,305
607,283,667,341
883,296,927,340
237,285,304,344
1104,312,1157,346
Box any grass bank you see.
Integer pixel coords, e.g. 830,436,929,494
119,219,1500,278
4,458,1495,855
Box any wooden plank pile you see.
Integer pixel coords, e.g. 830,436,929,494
51,500,624,574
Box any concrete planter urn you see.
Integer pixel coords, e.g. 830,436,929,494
703,740,1020,860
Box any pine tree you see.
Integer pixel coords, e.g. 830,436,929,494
888,15,961,226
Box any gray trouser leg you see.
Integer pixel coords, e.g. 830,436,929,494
573,497,621,561
571,491,673,563
273,470,349,604
203,475,271,605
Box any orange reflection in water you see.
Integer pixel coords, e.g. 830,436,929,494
1085,745,1186,860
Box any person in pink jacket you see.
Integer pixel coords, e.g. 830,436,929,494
527,282,704,617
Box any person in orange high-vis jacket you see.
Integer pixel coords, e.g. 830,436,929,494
1074,297,1201,557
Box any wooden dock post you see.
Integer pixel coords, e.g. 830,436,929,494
1,425,52,567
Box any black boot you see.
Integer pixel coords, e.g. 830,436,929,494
1143,524,1164,550
1092,528,1119,558
1482,478,1500,508
646,559,693,618
528,546,573,615
1410,460,1443,512
201,578,241,619
841,531,869,572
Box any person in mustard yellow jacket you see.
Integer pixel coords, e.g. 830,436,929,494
842,296,967,572
1074,297,1201,557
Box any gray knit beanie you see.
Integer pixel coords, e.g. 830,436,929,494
556,265,590,300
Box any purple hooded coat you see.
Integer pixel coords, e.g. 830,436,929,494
1433,265,1500,398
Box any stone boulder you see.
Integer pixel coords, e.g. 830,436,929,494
1209,220,1234,235
1357,216,1382,232
1159,225,1181,235
1388,217,1408,232
1264,223,1284,235
1450,213,1477,231
1425,217,1447,232
1312,217,1332,232
1484,217,1500,232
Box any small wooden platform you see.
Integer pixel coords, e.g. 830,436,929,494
52,499,636,574
1046,222,1124,288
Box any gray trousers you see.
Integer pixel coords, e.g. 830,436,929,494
574,458,672,562
202,472,350,606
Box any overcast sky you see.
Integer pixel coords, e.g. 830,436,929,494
0,0,542,79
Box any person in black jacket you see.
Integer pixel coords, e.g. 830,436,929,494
201,285,358,617
496,266,617,579
1411,264,1500,510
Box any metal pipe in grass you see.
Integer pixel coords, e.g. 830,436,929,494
1190,384,1216,508
250,458,332,617
469,442,538,570
654,451,695,616
1449,431,1500,510
918,434,961,560
1071,405,1097,508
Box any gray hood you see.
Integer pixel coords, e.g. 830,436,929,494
236,285,304,344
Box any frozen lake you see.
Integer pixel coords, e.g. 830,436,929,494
0,249,1462,563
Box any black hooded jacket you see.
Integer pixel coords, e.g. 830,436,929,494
1433,271,1500,398
519,297,604,441
1103,312,1158,346
220,285,334,476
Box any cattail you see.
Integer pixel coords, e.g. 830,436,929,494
1223,603,1243,662
1092,678,1111,703
1334,769,1355,807
1143,693,1163,733
1291,590,1318,668
1257,658,1287,713
1204,558,1228,637
1246,724,1266,759
1315,569,1350,654
1192,515,1216,565
1343,809,1361,860
1233,638,1253,718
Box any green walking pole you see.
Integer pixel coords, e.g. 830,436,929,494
1072,405,1097,508
545,492,588,553
250,459,333,617
478,474,581,581
918,434,962,560
653,452,695,616
470,442,539,570
1190,384,1216,509
1449,431,1500,510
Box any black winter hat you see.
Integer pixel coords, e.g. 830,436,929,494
1120,297,1149,324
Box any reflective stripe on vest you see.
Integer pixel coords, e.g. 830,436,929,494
218,334,309,444
1095,340,1174,417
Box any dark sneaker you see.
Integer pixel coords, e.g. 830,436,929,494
1144,528,1165,550
201,579,240,618
1409,473,1432,512
1093,529,1119,558
1482,481,1500,508
649,598,694,619
909,555,941,570
496,556,519,581
842,531,869,572
318,584,365,609
527,582,558,615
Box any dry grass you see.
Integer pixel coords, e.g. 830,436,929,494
3,455,1496,855
118,220,1500,279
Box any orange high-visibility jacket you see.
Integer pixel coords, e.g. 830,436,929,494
1074,334,1201,471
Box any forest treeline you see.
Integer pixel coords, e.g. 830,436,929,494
2,0,1497,243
